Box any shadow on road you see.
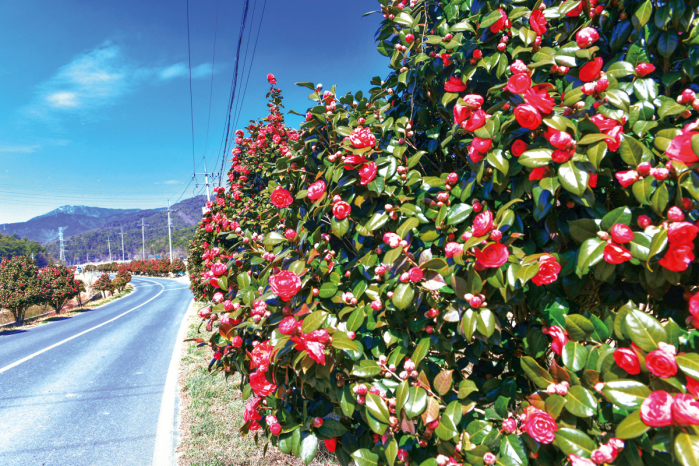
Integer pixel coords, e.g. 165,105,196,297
0,329,27,337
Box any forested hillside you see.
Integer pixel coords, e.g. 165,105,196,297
0,233,52,266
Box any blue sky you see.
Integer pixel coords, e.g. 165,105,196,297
0,0,386,224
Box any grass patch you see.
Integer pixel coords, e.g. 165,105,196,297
177,303,338,466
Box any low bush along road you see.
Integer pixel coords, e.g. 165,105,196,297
0,275,192,465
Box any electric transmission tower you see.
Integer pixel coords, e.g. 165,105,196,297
58,227,66,264
119,226,126,262
141,218,147,260
107,236,112,262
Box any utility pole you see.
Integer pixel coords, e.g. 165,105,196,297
107,236,112,262
167,200,173,263
141,218,146,260
119,226,126,262
194,158,216,214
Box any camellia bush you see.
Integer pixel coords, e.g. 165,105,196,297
37,264,80,314
171,258,186,275
187,1,699,466
0,255,43,325
93,272,114,299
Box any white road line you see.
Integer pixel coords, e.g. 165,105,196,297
0,281,166,375
152,298,193,466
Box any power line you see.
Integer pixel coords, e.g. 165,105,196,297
206,0,222,174
186,0,196,174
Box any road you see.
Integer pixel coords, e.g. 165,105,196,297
0,276,192,466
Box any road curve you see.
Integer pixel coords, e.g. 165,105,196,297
0,276,192,466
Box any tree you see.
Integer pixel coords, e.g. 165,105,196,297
75,279,86,308
114,268,131,292
0,256,42,325
92,273,113,299
38,265,80,314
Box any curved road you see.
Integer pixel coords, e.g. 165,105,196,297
0,276,192,466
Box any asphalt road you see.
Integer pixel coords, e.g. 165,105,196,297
0,276,192,466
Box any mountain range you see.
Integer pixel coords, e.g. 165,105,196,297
2,195,206,263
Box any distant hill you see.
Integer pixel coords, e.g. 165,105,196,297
0,233,52,267
25,195,206,264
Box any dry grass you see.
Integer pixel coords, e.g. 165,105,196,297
177,303,338,466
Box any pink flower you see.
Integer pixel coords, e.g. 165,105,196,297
270,186,293,208
521,407,557,444
531,254,561,286
408,267,423,283
569,455,595,466
610,224,634,243
445,242,464,258
333,201,352,220
359,162,377,185
349,127,376,149
613,348,640,375
640,390,673,427
659,243,695,272
646,345,678,378
635,63,655,77
307,181,326,201
444,76,468,93
576,27,599,48
269,270,302,301
615,170,639,188
542,325,568,355
673,394,699,426
603,243,632,264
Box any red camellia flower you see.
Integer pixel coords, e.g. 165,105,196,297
472,211,494,237
522,407,558,444
324,438,338,453
646,346,677,378
472,137,493,153
453,102,470,125
615,170,639,187
307,180,326,201
603,243,632,264
590,114,624,151
279,316,298,335
551,149,572,163
635,62,656,77
576,27,599,48
463,109,487,131
659,243,695,272
529,10,548,35
668,222,699,244
331,201,351,220
542,325,568,355
579,57,604,82
445,242,464,258
349,127,376,149
529,166,551,181
531,254,561,286
610,224,634,243
640,390,673,427
490,8,507,33
408,267,423,283
510,59,528,75
506,73,531,94
250,370,277,397
475,243,509,269
672,394,699,426
359,162,377,185
569,455,595,466
267,73,277,85
444,76,468,93
511,140,529,157
440,53,453,66
562,0,583,16
269,270,302,301
463,94,485,109
666,128,699,163
545,128,574,149
524,86,555,114
343,154,369,170
514,104,542,129
270,186,293,208
613,348,641,375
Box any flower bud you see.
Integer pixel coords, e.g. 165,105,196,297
668,206,685,222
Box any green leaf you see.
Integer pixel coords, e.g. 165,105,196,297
434,370,453,396
568,219,600,243
562,341,589,372
302,311,327,334
500,435,527,465
564,385,597,417
658,100,687,119
519,149,552,167
352,360,382,377
558,161,588,196
300,432,319,465
602,380,651,410
624,309,666,352
366,212,389,232
576,238,606,276
351,448,380,466
553,428,597,458
347,307,365,332
565,314,595,341
458,379,478,399
319,282,338,299
632,0,652,30
487,150,509,175
466,420,493,444
521,356,554,388
650,182,669,215
412,338,431,366
392,283,415,310
615,410,649,439
331,217,350,237
404,386,427,418
477,309,496,337
675,434,699,466
677,353,699,380
601,207,633,230
386,438,398,466
366,393,391,424
318,419,349,438
397,217,420,239
658,30,679,57
619,135,649,167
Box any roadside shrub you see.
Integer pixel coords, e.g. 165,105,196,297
38,264,80,314
0,255,42,325
93,273,114,298
113,268,132,292
188,2,699,466
171,258,186,275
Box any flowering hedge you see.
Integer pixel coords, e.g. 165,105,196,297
94,259,177,277
187,1,699,466
37,264,81,314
